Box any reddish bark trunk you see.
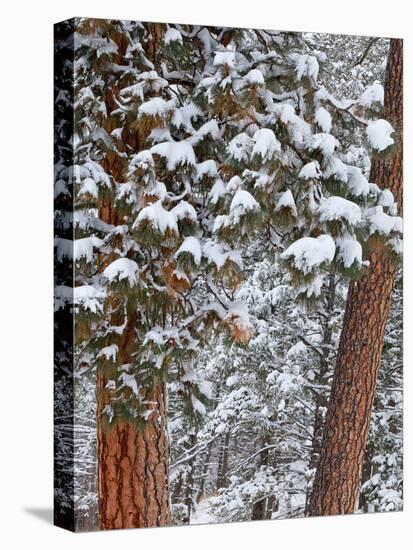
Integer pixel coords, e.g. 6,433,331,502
308,39,403,516
97,382,169,529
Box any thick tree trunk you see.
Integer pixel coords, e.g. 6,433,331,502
308,39,403,516
95,232,170,529
97,380,169,529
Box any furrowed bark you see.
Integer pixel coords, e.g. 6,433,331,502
308,39,403,516
97,382,169,529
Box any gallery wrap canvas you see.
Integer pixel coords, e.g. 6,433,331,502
54,18,403,532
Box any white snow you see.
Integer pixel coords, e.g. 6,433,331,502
286,341,307,360
367,119,395,152
346,166,370,196
138,97,175,117
79,177,98,198
318,196,361,225
55,236,102,263
223,301,252,335
150,141,196,170
378,189,395,208
245,69,265,86
226,374,239,387
281,235,336,274
135,199,196,235
336,237,362,268
129,149,154,170
227,189,260,224
145,181,167,201
74,285,105,312
54,284,106,313
208,178,226,204
134,200,179,235
136,70,168,92
227,133,252,162
54,179,69,198
116,183,134,204
299,161,321,180
388,236,403,255
103,258,140,286
54,238,73,262
74,237,103,262
203,241,242,270
191,394,206,415
299,274,324,298
276,190,297,215
164,27,183,45
315,107,332,133
213,216,227,233
172,201,198,224
369,206,403,236
323,156,348,183
119,372,139,395
294,54,319,83
310,133,336,156
97,344,118,362
226,175,242,194
175,236,202,266
190,498,217,525
196,120,220,140
71,161,111,188
196,159,218,180
214,51,235,68
322,159,369,197
252,128,281,160
111,128,122,139
199,380,213,399
172,102,201,130
358,83,384,107
274,103,296,125
143,327,166,347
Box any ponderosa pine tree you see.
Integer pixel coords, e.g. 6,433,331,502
54,19,401,528
308,38,403,517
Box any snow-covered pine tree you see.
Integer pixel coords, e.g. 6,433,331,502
55,19,402,529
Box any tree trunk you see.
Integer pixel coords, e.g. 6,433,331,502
251,443,270,520
95,254,170,529
305,272,336,514
184,432,197,522
308,39,403,516
196,441,214,503
216,431,231,489
310,273,337,468
97,381,169,529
